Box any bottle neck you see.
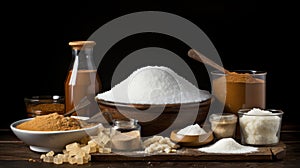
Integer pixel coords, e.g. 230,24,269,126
70,47,97,70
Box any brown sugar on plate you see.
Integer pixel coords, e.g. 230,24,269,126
16,113,82,131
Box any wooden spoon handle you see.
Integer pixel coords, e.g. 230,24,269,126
188,49,230,74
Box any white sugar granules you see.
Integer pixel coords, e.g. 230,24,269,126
239,108,282,145
198,138,258,154
177,124,207,136
96,66,211,104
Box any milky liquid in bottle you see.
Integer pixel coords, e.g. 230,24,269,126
64,41,102,117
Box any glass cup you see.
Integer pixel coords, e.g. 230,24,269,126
211,70,267,114
238,108,283,146
110,118,142,152
24,95,65,117
209,113,237,139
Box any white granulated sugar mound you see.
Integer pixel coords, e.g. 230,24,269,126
96,66,211,104
177,124,207,136
198,138,258,154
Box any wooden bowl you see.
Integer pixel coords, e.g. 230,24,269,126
170,129,214,147
96,98,212,137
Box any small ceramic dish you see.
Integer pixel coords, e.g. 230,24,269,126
170,129,214,147
10,118,102,153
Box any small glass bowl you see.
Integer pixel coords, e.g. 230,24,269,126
238,108,284,146
24,95,65,117
110,118,142,151
209,113,237,139
111,118,141,133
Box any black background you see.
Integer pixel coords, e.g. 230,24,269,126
1,1,296,128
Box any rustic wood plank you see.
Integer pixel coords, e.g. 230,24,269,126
0,121,298,167
91,143,286,161
0,129,288,162
0,143,41,161
270,142,287,160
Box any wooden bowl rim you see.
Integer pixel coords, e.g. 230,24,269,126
96,98,212,109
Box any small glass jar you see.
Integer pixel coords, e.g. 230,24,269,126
112,118,141,133
24,95,65,117
111,118,142,151
238,108,283,146
209,113,237,139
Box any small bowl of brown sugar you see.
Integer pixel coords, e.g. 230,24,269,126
10,113,102,153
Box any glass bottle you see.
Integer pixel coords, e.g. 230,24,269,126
64,41,102,117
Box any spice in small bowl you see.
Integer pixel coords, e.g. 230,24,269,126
10,113,103,152
209,113,237,139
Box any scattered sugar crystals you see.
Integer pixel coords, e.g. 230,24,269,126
198,138,258,154
143,135,179,154
40,125,111,165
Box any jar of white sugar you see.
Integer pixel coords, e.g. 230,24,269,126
238,108,284,146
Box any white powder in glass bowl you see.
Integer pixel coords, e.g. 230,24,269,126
96,66,211,104
239,108,283,145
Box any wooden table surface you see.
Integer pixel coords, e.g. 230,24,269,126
1,119,300,168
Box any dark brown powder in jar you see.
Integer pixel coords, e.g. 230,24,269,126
16,113,82,131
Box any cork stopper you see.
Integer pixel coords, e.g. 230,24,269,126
68,41,96,50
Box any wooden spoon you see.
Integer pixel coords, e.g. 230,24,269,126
187,49,230,74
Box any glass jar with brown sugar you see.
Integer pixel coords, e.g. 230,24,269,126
211,70,266,114
24,95,65,117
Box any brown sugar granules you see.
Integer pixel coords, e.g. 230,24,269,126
16,113,82,131
225,72,260,83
